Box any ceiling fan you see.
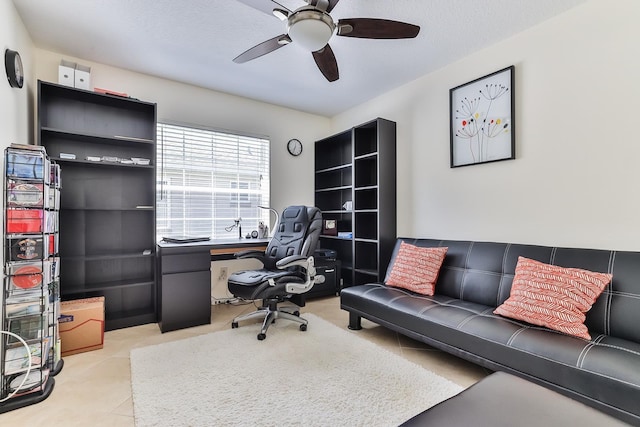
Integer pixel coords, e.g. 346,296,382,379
233,0,420,82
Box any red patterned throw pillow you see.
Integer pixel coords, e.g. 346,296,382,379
385,242,448,296
494,256,612,340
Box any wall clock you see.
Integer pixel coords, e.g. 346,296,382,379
287,138,303,156
4,49,24,89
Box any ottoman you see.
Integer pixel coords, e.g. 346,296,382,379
401,372,630,426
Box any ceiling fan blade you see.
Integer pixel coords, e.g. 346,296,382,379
233,34,292,63
312,44,339,82
337,18,420,39
235,0,291,17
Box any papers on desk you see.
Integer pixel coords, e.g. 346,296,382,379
162,236,210,244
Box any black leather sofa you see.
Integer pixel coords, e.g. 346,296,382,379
340,238,640,425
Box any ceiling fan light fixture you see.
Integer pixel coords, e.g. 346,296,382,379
287,9,335,52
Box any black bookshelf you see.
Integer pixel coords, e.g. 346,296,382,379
38,81,157,330
314,118,397,288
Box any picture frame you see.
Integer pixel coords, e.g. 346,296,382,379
450,66,515,168
322,219,338,236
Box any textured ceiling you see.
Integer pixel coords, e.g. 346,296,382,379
12,0,586,117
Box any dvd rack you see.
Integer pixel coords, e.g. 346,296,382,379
1,144,63,413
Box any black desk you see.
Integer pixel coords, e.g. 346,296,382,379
157,238,269,333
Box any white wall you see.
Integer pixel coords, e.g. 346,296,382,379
0,1,34,148
331,0,640,251
1,0,35,278
33,49,330,214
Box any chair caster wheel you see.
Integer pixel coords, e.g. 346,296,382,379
231,322,238,329
293,311,300,317
299,324,307,332
257,333,266,340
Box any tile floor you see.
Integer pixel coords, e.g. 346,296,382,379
0,296,489,425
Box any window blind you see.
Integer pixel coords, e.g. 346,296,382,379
156,123,270,240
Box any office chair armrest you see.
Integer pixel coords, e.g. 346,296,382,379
234,249,266,262
276,255,309,269
277,255,320,295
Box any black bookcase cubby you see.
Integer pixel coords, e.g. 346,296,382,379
314,118,397,289
38,81,157,331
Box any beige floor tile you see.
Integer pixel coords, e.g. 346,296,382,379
91,413,135,427
400,347,489,387
347,320,405,353
112,396,134,417
0,294,486,424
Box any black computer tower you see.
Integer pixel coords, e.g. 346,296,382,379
306,251,341,298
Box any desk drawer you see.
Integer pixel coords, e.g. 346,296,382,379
159,270,211,332
161,252,211,274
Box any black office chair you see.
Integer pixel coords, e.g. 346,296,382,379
228,205,323,340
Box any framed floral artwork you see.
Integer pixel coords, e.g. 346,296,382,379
450,66,515,168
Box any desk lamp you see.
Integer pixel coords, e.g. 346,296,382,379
224,218,242,239
258,206,279,238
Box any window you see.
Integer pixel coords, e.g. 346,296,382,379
157,123,270,240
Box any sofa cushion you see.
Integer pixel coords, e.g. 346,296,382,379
494,257,612,340
385,242,447,295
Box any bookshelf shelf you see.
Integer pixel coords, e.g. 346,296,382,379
315,164,353,175
64,279,156,294
315,185,352,193
64,252,154,261
52,157,153,169
41,126,154,145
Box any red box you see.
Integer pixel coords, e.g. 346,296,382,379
6,210,44,233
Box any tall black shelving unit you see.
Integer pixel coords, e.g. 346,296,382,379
38,80,157,331
314,118,397,288
2,145,63,412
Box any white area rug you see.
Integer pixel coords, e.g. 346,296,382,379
130,314,463,427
